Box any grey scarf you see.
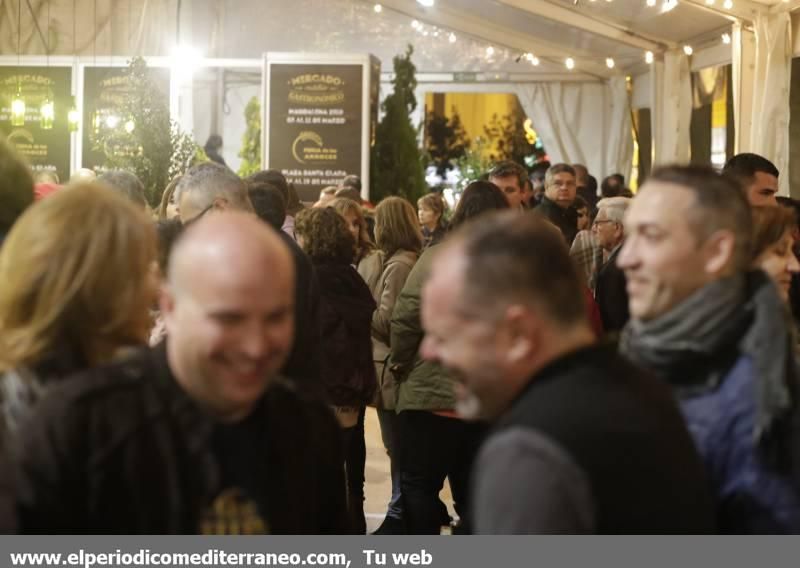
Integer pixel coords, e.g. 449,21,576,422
620,271,796,445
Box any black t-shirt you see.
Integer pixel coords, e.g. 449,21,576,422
200,410,271,534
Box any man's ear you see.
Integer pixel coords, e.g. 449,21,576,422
212,196,230,210
502,305,539,365
702,229,736,275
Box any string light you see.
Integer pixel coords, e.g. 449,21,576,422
448,32,457,43
486,46,495,57
124,120,135,133
565,57,575,70
661,0,678,12
531,55,540,66
646,0,657,6
722,32,731,44
416,0,434,5
645,51,654,64
723,0,733,8
683,44,693,55
705,0,715,4
411,20,420,29
373,3,382,12
606,57,615,69
105,114,120,129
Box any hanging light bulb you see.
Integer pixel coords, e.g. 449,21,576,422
645,51,654,64
448,32,457,43
373,3,382,12
124,119,135,134
661,0,678,12
531,55,540,66
646,0,657,6
705,0,715,4
67,101,80,132
722,32,731,44
40,99,54,130
105,114,120,129
723,0,733,8
10,92,25,127
486,46,495,57
565,57,575,70
606,57,616,68
411,20,420,29
683,44,693,55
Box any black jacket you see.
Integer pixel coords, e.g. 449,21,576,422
279,232,322,392
475,345,715,533
594,246,630,333
535,197,578,245
315,262,377,407
13,344,349,534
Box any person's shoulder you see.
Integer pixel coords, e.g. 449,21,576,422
263,378,338,429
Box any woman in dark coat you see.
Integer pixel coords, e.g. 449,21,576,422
294,207,377,534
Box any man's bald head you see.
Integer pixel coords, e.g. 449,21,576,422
169,211,293,295
162,211,295,422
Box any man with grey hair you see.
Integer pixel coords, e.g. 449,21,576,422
592,196,631,332
98,170,148,210
618,165,800,533
420,211,714,533
535,163,579,244
176,162,253,224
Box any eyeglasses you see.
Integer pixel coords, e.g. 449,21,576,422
592,219,616,228
183,204,215,227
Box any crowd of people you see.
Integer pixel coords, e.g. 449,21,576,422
1,135,800,534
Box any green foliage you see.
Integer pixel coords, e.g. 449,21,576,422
453,137,492,191
238,96,261,177
482,106,537,167
424,108,469,176
96,57,204,207
370,45,427,203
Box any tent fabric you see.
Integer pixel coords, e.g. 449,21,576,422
514,81,631,180
650,49,692,166
749,13,792,195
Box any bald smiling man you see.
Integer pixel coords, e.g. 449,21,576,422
14,212,349,534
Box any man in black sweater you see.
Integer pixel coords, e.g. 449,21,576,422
420,212,715,534
14,213,347,533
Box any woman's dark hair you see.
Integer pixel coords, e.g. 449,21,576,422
450,181,510,230
294,207,356,265
155,218,183,274
247,181,287,230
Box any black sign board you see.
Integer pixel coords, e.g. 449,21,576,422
82,66,170,171
267,63,363,202
0,66,72,179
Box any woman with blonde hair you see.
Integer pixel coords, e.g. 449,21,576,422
157,175,182,220
357,196,423,534
328,197,375,265
0,183,158,435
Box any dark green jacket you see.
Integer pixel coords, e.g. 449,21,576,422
389,244,456,412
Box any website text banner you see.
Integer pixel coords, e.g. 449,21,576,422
0,536,787,568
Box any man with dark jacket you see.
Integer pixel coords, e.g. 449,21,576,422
421,212,715,534
618,165,800,533
592,196,631,333
13,213,348,534
535,163,579,244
